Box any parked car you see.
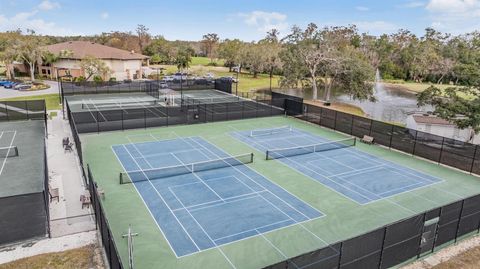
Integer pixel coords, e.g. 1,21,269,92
14,83,32,91
204,73,215,80
173,72,188,80
159,82,169,89
163,76,174,82
219,76,238,83
0,79,13,87
3,81,19,89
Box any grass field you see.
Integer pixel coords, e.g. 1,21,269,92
82,116,480,269
0,93,61,110
0,245,103,269
191,56,225,66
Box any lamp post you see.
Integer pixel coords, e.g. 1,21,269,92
235,65,240,96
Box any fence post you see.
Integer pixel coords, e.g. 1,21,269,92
412,131,418,156
454,200,466,243
5,103,9,121
431,206,443,253
25,100,29,119
337,242,344,268
333,110,338,130
378,226,388,269
350,115,354,135
389,125,394,148
438,137,445,164
369,119,373,136
144,109,147,129
318,107,322,126
96,111,100,133
416,212,427,258
470,146,478,174
121,110,124,131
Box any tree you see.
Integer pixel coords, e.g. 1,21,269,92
80,56,112,81
418,85,480,141
143,36,175,64
175,46,194,71
281,24,374,101
218,39,243,71
13,30,46,81
201,33,219,62
260,30,283,81
136,24,151,53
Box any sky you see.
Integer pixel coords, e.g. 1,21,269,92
0,0,479,40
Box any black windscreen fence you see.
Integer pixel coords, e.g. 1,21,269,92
265,193,480,269
68,100,284,134
87,166,123,269
0,100,46,122
282,100,480,176
61,79,231,102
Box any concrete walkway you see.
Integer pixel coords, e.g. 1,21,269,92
0,80,59,99
47,110,96,237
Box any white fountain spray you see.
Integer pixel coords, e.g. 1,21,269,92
374,68,386,100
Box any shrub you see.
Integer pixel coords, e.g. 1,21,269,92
93,75,103,82
207,62,218,67
109,77,117,82
75,76,86,82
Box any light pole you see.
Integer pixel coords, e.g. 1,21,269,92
235,65,240,96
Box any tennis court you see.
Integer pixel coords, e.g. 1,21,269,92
231,126,443,205
82,116,480,269
112,136,323,257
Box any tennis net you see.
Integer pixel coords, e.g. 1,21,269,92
250,126,292,137
82,100,158,109
120,153,254,184
266,138,356,160
0,146,19,158
182,96,240,105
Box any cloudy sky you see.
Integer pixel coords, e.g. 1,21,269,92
1,0,479,40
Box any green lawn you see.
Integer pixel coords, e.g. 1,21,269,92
0,93,61,110
191,56,225,66
152,64,281,93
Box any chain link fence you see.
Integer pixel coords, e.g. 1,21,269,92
285,99,480,176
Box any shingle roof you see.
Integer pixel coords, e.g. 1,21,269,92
412,115,454,126
43,41,149,60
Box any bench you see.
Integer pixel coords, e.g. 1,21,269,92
49,187,59,202
361,135,374,144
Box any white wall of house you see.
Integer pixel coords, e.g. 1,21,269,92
406,115,480,144
50,58,143,81
102,59,143,80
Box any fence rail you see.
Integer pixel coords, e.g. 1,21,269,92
69,100,285,134
285,99,480,176
265,193,480,269
88,165,124,269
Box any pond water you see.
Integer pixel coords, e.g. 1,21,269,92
267,85,433,124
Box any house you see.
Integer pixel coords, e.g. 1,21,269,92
406,113,480,144
39,41,150,81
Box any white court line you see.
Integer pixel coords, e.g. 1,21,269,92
244,125,460,207
182,135,334,253
213,219,291,242
128,97,167,117
183,136,314,221
111,146,180,258
167,173,236,269
126,136,153,169
0,131,16,176
172,190,269,212
170,152,225,202
82,99,98,123
88,99,108,122
120,133,328,259
241,134,377,204
121,145,202,252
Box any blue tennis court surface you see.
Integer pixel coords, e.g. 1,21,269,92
231,127,442,205
112,137,323,257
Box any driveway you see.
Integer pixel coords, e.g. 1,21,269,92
0,80,59,99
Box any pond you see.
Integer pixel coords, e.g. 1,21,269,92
266,84,433,124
